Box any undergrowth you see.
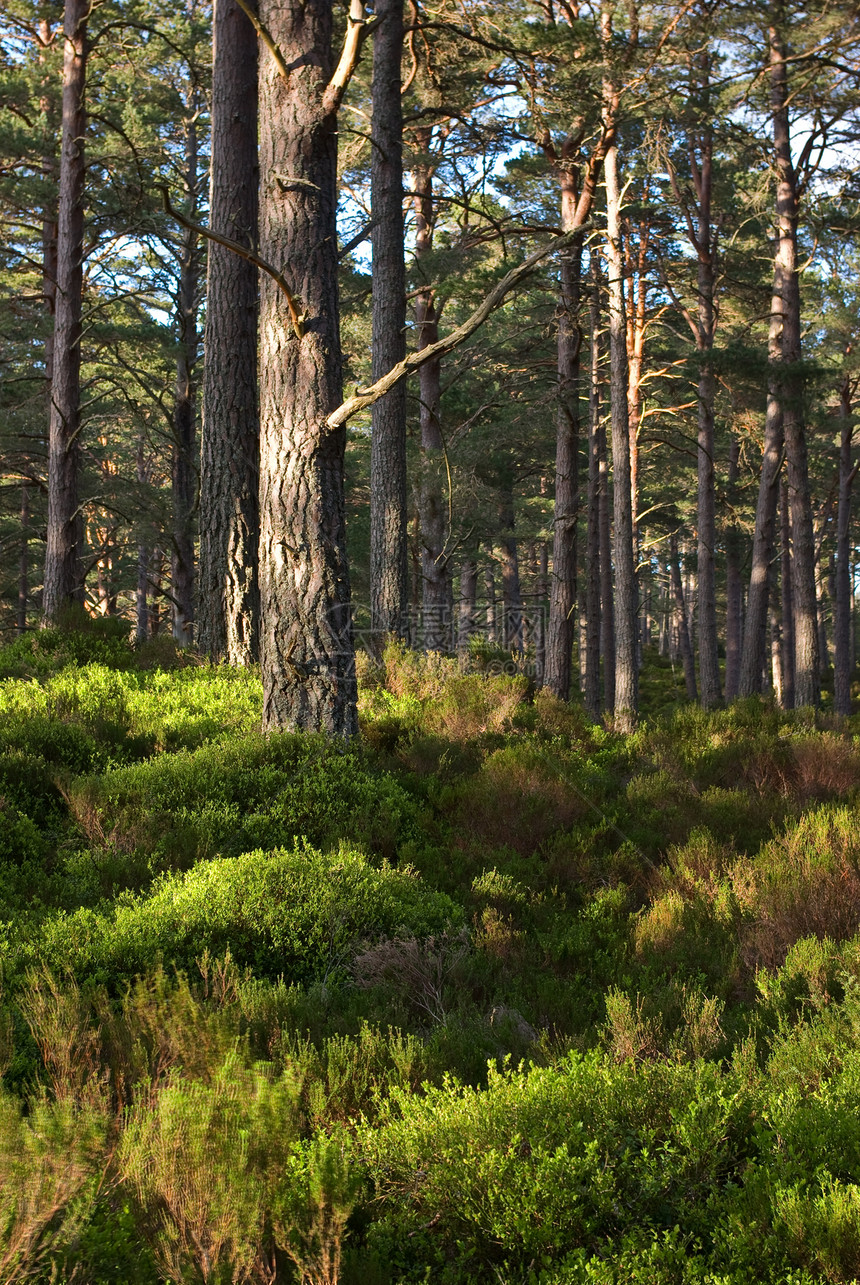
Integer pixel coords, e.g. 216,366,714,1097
0,629,859,1282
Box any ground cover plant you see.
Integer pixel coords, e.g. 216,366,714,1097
1,632,860,1282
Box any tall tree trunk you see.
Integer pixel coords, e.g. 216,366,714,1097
769,17,820,707
835,374,856,715
604,140,638,730
535,541,548,684
43,0,87,623
171,96,201,647
724,435,742,701
18,487,30,635
670,531,698,702
499,485,524,653
544,161,584,699
584,260,602,720
484,549,497,644
258,0,358,735
198,0,260,664
413,154,449,651
458,556,477,655
598,376,615,713
779,476,795,708
370,0,408,647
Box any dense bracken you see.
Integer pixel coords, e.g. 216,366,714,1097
1,628,860,1282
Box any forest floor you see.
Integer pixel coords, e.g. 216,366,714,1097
1,623,860,1283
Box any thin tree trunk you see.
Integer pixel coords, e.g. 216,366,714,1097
484,550,497,644
370,0,408,647
149,549,163,637
544,161,584,699
724,435,742,701
171,95,200,647
258,0,358,735
770,604,783,705
604,139,638,730
835,374,856,715
413,154,449,651
18,487,30,634
499,485,524,653
598,376,615,712
584,260,602,720
43,0,87,623
198,0,260,664
458,556,477,656
670,532,698,701
535,541,548,684
769,16,819,707
779,476,795,707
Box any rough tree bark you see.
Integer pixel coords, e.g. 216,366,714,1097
584,259,602,721
670,531,698,701
778,476,795,708
170,90,201,647
458,556,477,655
412,152,449,651
43,0,87,623
369,0,408,647
198,0,260,664
499,483,524,652
257,0,362,734
724,435,742,702
835,374,857,715
604,137,638,730
770,16,819,706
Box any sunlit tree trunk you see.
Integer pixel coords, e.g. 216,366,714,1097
724,435,742,702
670,531,697,701
835,374,857,715
43,0,87,622
584,261,602,720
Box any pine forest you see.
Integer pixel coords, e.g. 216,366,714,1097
1,1,860,1281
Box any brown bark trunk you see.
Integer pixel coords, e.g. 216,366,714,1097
412,155,449,651
43,0,87,623
598,371,615,713
370,0,408,647
18,487,30,635
535,541,548,684
779,476,795,708
724,435,742,701
584,260,602,720
171,94,201,647
149,549,163,637
544,161,584,699
258,0,358,735
484,550,497,643
605,140,638,730
770,17,820,707
835,375,856,715
670,532,698,702
198,0,260,664
499,485,524,653
458,556,477,655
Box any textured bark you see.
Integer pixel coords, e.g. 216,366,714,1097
171,95,201,647
724,435,742,702
413,157,449,651
198,0,260,664
604,141,638,730
835,375,856,716
535,542,548,685
17,487,30,635
770,18,820,707
670,532,698,702
499,485,523,652
43,0,87,623
779,477,795,708
598,377,615,713
258,0,357,735
484,551,497,643
544,163,584,700
584,263,602,721
369,0,408,646
149,549,164,637
457,556,477,655
543,119,614,699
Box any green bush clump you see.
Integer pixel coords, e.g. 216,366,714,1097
66,732,421,877
37,844,461,985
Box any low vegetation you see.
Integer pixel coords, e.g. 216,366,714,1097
1,627,860,1282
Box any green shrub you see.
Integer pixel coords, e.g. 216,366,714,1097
37,843,461,986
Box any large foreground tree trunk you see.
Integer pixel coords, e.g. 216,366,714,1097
369,0,408,647
198,0,260,664
258,0,358,735
43,0,87,623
